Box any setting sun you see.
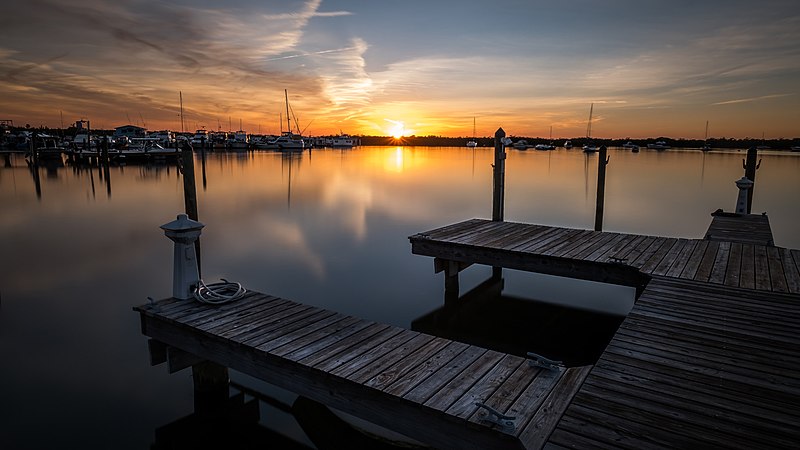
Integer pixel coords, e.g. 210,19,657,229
385,119,406,139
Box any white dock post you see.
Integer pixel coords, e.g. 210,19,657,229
160,214,204,299
735,176,754,215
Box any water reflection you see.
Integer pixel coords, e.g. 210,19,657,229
1,147,799,449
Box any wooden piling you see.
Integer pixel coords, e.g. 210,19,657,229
594,146,609,231
744,147,759,214
492,128,506,222
181,143,201,277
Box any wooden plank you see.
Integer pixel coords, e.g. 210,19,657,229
349,334,447,385
423,350,505,412
502,367,564,431
541,229,596,257
419,219,483,240
445,354,524,420
216,302,311,340
706,240,730,285
238,308,336,348
780,248,800,294
693,240,719,282
651,239,689,276
302,325,402,369
466,362,539,430
638,238,677,273
570,232,619,260
296,323,394,366
723,242,743,287
629,237,665,269
258,313,352,353
280,319,377,361
498,224,557,251
586,233,631,261
754,245,772,291
739,244,756,289
402,345,487,404
201,298,295,334
516,227,576,254
548,416,628,450
665,239,698,278
517,366,592,448
767,246,789,293
382,341,470,397
679,240,708,280
320,328,416,374
613,234,653,262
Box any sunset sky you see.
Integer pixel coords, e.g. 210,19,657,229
2,0,799,139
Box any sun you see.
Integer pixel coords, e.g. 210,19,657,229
385,119,405,139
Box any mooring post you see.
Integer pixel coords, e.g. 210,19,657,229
492,127,506,222
735,176,754,214
743,147,759,214
594,146,609,231
181,142,202,277
192,361,230,416
102,136,111,197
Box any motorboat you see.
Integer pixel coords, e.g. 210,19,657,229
647,141,670,150
331,134,356,148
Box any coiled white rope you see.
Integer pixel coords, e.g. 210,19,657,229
193,279,247,304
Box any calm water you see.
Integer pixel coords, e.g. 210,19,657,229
1,146,798,448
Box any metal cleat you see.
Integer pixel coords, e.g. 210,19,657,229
474,402,516,433
526,352,563,371
608,256,628,265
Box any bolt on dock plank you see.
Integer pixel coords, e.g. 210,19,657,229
410,218,800,448
135,292,591,450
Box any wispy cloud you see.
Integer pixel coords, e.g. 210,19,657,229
712,93,795,105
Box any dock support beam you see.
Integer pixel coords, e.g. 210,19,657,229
192,361,230,416
492,128,506,222
594,146,609,231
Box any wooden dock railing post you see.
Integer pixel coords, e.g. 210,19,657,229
743,147,760,214
594,146,609,231
492,128,506,222
181,142,202,277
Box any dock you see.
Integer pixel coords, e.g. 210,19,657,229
136,292,592,450
409,218,800,448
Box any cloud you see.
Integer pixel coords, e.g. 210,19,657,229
712,93,795,105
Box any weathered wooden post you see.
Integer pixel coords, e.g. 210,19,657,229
743,147,760,214
734,176,754,214
492,128,506,222
594,146,609,231
181,142,201,277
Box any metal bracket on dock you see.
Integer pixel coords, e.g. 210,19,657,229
474,402,516,433
526,352,563,371
608,256,629,265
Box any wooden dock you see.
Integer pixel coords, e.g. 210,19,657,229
136,292,592,450
705,211,775,246
409,218,800,294
409,218,800,448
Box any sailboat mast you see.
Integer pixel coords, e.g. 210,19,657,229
586,103,594,138
473,117,476,138
285,89,291,134
705,121,709,140
179,91,185,133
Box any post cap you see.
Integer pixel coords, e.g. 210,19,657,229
735,176,754,189
160,213,204,233
495,127,506,138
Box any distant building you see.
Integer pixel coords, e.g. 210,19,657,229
113,125,146,139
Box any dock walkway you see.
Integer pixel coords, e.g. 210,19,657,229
409,218,800,448
136,292,591,450
410,218,800,294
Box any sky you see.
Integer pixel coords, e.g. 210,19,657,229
1,0,799,139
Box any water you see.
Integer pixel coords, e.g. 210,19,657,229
1,146,798,448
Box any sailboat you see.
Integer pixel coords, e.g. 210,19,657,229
535,126,555,150
702,121,711,151
466,117,477,147
267,89,306,151
582,103,598,153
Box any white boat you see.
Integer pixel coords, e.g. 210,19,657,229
466,117,477,147
513,140,531,150
331,134,356,148
190,129,208,146
647,141,670,150
227,130,249,151
267,132,305,150
563,140,573,149
622,141,637,149
534,143,554,150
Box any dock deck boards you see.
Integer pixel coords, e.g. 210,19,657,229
705,212,775,246
410,219,800,294
136,293,590,450
548,276,800,449
410,218,800,448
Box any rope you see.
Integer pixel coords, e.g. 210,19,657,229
193,279,247,304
